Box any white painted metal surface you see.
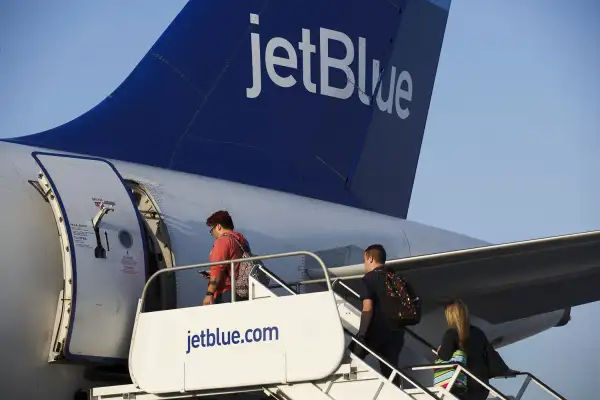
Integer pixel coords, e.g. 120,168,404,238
130,291,345,393
33,151,147,361
405,388,455,400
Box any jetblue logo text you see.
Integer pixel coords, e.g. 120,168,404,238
246,13,413,120
186,326,279,354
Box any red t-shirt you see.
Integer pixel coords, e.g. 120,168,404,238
208,231,247,298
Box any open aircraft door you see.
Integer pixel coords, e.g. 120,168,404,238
32,152,148,363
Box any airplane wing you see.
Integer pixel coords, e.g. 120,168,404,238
305,230,600,324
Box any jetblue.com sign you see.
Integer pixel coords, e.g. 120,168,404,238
186,326,280,354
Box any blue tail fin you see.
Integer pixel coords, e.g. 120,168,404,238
8,0,452,219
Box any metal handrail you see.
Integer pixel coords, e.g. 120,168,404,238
138,250,333,311
128,251,336,387
254,265,297,296
348,337,439,399
405,351,566,400
333,279,361,298
333,280,434,348
495,371,566,400
400,328,566,399
326,280,438,399
253,268,438,399
409,364,509,399
331,279,567,400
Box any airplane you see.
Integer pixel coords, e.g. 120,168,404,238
1,0,599,399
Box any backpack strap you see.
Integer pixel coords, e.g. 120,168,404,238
381,265,395,274
221,233,250,254
222,233,252,277
374,266,395,280
219,233,251,280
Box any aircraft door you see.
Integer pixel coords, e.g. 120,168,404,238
32,152,148,363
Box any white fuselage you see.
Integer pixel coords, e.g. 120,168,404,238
0,142,564,399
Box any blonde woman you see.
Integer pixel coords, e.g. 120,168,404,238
437,300,492,400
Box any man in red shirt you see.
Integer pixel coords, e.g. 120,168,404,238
202,210,249,305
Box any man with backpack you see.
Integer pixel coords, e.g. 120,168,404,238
201,210,251,305
353,244,422,381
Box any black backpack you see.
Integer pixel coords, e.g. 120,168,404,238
378,268,422,327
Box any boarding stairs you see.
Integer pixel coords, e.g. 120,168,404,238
88,251,567,400
331,280,567,400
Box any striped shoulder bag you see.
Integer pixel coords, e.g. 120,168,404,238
433,349,468,394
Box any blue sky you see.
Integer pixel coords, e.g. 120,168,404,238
408,1,600,398
1,0,598,398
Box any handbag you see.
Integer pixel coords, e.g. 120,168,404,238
433,349,468,393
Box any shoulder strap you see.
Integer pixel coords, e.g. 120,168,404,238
377,267,400,280
221,233,250,254
219,233,246,280
372,265,394,274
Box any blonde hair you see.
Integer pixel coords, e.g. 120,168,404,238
445,300,470,349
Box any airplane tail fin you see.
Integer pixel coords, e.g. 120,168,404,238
8,0,452,219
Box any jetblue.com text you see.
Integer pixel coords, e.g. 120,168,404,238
186,326,279,354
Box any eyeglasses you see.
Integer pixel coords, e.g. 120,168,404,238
209,226,215,235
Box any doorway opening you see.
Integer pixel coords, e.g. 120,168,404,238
125,180,177,312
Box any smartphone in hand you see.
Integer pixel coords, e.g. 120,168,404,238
199,270,210,279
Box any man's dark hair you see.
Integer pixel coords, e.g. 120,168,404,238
206,210,234,230
365,244,386,264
